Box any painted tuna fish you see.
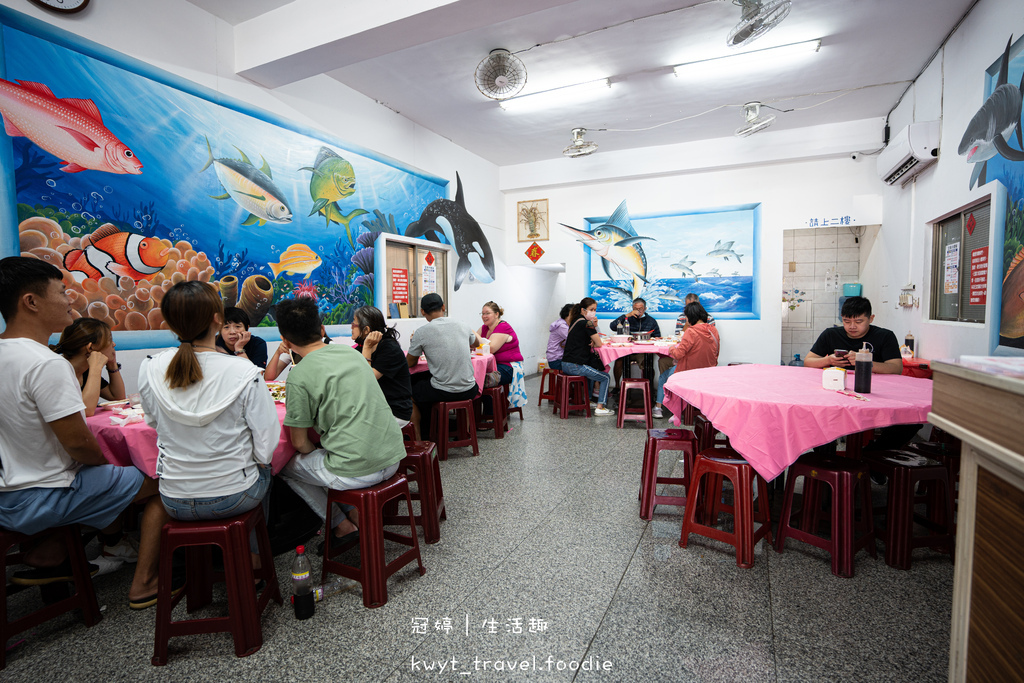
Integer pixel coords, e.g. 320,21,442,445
560,201,655,301
959,36,1024,189
269,244,322,279
0,79,142,174
300,146,368,243
63,223,169,282
707,239,743,263
406,172,494,291
201,135,292,226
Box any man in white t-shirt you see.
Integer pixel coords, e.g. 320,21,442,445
0,257,169,610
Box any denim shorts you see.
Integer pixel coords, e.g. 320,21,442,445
161,465,271,522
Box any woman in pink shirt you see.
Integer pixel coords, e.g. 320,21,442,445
654,301,720,419
478,301,527,408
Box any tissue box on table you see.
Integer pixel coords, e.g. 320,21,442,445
822,367,847,390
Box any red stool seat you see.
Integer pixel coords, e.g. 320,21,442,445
679,448,772,568
775,454,877,577
151,506,282,665
400,422,417,442
432,399,479,459
1,525,101,670
322,473,426,608
552,374,590,419
538,368,560,405
639,428,697,520
862,450,955,570
383,441,446,544
474,385,509,439
617,378,652,429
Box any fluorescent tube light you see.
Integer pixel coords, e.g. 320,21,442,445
499,79,611,112
673,39,821,77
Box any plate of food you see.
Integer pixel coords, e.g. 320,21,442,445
96,398,130,409
266,382,287,403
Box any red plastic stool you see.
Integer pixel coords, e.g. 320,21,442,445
679,448,772,568
552,374,590,419
694,413,730,452
639,428,697,520
1,525,101,670
682,402,697,426
401,422,417,442
903,440,961,520
862,450,955,570
506,400,524,423
774,454,877,577
538,368,560,405
474,385,509,439
151,506,282,665
617,377,652,429
322,473,426,608
383,441,446,544
432,399,479,459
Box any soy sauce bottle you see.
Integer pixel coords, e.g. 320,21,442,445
854,343,872,394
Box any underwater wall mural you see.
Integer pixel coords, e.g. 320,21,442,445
965,34,1024,350
561,200,760,323
0,9,447,349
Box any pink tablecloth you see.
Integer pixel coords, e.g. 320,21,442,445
409,353,497,391
596,343,672,371
87,402,297,478
662,364,933,481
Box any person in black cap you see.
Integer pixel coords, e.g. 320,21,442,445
405,293,479,440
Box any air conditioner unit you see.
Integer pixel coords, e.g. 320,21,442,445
876,121,940,186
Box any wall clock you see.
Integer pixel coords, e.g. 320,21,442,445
27,0,90,14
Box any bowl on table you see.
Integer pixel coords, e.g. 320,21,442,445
631,330,653,341
610,335,631,343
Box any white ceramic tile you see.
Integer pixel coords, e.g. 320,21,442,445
792,329,816,345
813,262,833,278
837,232,858,249
837,247,860,262
793,233,816,250
815,227,838,237
793,248,815,263
836,260,859,276
814,248,838,264
814,233,838,249
781,329,793,344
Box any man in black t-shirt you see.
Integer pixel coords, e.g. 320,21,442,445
804,297,902,374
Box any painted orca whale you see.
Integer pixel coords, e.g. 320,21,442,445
406,172,495,291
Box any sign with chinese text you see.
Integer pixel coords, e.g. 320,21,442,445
525,242,544,263
970,246,988,305
944,242,960,294
391,268,408,303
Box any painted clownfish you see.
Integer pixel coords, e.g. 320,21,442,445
63,224,170,282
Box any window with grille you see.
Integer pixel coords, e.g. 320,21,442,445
930,201,989,323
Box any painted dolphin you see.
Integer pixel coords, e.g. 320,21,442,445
559,200,655,300
707,239,743,263
959,36,1024,189
405,172,494,290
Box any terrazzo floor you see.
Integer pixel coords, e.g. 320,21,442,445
2,375,953,682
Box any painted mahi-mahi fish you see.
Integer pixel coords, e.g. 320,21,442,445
300,146,368,245
560,200,655,300
200,135,292,226
959,36,1024,189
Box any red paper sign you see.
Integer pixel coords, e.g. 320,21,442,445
966,213,976,236
969,246,988,305
391,268,408,304
525,242,544,264
424,252,434,266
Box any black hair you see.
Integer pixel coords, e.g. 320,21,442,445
276,297,323,346
633,297,646,306
352,305,399,341
0,256,63,322
223,307,251,330
559,303,573,320
840,296,872,319
684,301,709,327
569,297,597,324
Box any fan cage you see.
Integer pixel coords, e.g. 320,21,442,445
727,0,791,48
475,50,527,100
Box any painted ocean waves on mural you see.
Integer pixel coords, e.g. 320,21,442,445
566,200,760,321
2,24,445,340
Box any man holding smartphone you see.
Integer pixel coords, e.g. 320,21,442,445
804,296,902,374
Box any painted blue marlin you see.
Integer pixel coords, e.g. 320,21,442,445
405,172,494,291
707,239,743,263
559,200,655,300
959,36,1024,189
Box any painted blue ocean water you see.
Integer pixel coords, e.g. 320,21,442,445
592,276,754,320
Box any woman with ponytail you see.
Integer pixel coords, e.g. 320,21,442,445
559,297,613,416
138,281,278,557
54,318,125,417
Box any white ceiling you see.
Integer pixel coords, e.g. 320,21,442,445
188,0,977,167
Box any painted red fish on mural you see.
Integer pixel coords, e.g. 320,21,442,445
63,224,169,282
0,78,143,174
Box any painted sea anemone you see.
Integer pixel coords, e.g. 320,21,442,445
294,281,319,302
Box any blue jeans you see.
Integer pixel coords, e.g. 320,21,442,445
656,365,675,404
161,466,272,551
547,359,562,371
560,361,610,405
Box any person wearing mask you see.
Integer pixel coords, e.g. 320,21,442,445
559,297,613,416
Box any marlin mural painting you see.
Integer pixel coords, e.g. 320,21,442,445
560,200,655,300
959,36,1024,189
406,172,494,291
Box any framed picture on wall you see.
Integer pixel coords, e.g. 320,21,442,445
517,198,549,242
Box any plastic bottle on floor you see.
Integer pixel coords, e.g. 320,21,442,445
291,545,315,619
290,576,353,604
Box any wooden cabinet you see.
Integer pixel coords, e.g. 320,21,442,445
929,361,1024,682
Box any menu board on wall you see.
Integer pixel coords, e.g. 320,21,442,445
391,268,408,303
970,246,989,305
944,242,960,294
